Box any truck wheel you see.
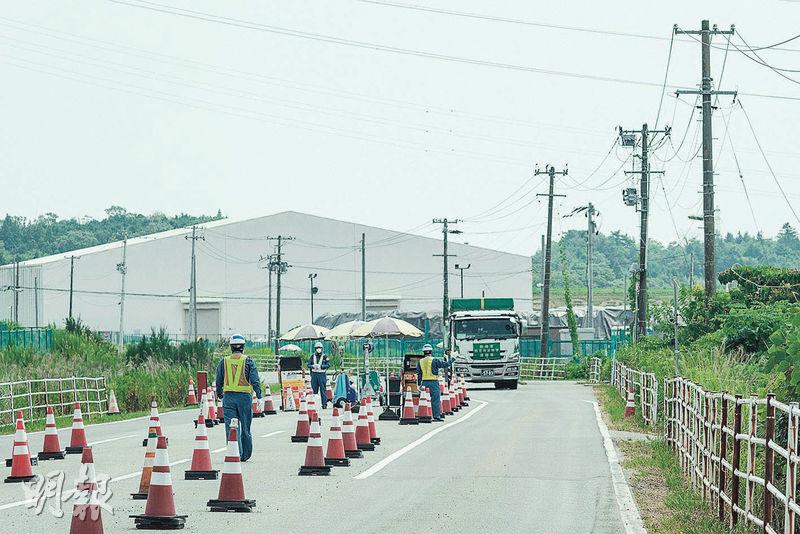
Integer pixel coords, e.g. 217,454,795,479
493,381,506,390
507,380,518,390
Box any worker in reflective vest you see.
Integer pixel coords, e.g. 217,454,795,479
307,341,331,409
215,334,262,461
417,344,453,422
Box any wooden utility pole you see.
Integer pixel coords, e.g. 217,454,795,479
361,233,366,321
433,218,461,346
586,203,596,330
620,124,669,338
185,226,204,341
535,165,567,357
67,255,78,321
267,235,293,352
116,238,127,352
675,20,736,299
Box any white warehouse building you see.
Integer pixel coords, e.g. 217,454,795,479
0,211,532,341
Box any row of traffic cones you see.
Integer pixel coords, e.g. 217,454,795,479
399,376,471,425
4,403,89,482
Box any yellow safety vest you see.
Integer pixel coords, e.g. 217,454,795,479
223,354,253,393
419,356,437,381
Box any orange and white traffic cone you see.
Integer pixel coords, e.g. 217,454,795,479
418,388,432,424
284,388,297,411
449,382,460,412
69,447,104,534
299,413,331,476
185,413,218,480
443,384,454,416
38,406,66,460
131,436,188,528
252,391,264,418
5,411,37,467
132,425,158,499
306,390,318,424
324,407,349,467
186,379,198,406
4,414,37,483
459,376,469,406
624,387,636,418
206,387,217,422
291,395,311,443
215,391,225,424
462,376,470,402
366,397,381,445
341,402,363,459
142,399,165,447
107,389,120,414
66,402,88,454
355,399,376,450
439,381,447,419
325,378,333,407
262,387,277,415
399,388,418,426
207,419,256,512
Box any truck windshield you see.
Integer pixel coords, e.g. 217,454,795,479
453,319,517,340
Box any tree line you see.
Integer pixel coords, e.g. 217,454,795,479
537,223,800,289
0,206,222,265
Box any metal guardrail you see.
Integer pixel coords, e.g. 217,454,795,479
611,360,658,426
589,357,601,383
520,358,569,380
0,377,107,427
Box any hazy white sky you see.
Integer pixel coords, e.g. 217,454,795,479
2,0,799,256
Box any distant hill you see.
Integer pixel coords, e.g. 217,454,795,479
0,206,223,264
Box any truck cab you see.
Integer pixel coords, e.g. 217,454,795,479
449,300,521,389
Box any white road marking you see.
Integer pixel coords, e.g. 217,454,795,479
88,433,136,446
260,430,284,438
354,401,488,480
585,400,646,534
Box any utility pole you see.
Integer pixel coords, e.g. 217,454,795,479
185,226,204,342
671,277,680,375
361,233,366,321
116,238,127,352
308,273,318,323
454,263,471,298
259,253,276,346
535,165,567,357
68,255,77,321
267,235,293,352
689,252,695,287
13,260,19,324
675,21,736,299
620,124,669,338
540,235,546,317
34,276,39,329
433,218,461,346
586,203,597,330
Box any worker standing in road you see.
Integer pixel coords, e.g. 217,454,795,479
417,344,452,422
215,334,262,462
308,341,330,409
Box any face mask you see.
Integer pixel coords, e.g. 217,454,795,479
315,348,322,354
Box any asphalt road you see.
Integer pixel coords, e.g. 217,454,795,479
0,382,635,533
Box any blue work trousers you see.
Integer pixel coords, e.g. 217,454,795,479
422,380,442,420
311,372,328,408
222,391,253,461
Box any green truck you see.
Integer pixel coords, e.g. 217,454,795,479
449,298,522,389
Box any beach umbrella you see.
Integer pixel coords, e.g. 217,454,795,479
350,317,423,338
279,324,330,341
324,320,367,340
278,344,303,352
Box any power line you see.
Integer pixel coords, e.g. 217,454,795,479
104,0,800,102
738,99,800,226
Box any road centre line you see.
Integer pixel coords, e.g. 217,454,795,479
584,400,646,534
353,401,488,480
89,433,137,446
260,430,284,438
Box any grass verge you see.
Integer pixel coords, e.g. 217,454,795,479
594,384,742,534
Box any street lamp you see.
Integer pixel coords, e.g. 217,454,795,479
308,273,318,323
454,263,471,298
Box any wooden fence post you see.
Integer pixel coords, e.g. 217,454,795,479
731,395,742,528
764,393,776,532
